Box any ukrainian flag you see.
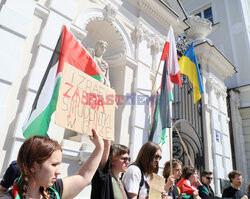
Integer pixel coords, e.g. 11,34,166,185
179,43,204,104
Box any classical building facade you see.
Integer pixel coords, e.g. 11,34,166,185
181,0,250,192
0,0,247,197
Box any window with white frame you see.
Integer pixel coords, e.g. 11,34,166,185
194,6,214,24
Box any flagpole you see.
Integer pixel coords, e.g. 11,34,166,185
169,127,173,175
169,99,173,176
155,85,161,94
151,60,162,94
173,124,194,167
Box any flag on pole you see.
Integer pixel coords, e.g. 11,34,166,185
149,56,171,145
179,43,204,104
22,25,104,138
161,25,182,87
158,25,182,101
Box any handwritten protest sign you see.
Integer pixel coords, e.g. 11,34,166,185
55,62,116,140
149,173,165,199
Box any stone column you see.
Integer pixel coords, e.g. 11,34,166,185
229,90,249,190
203,75,218,194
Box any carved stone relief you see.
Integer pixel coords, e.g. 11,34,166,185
134,23,164,51
206,76,227,100
104,4,117,22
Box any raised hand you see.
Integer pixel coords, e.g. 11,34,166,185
89,129,104,149
164,175,175,192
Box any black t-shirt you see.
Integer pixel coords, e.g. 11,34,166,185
0,179,63,199
198,183,214,199
222,186,246,199
90,159,114,199
50,179,63,198
0,161,20,189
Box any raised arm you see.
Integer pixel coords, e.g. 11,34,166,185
99,139,111,170
61,129,104,199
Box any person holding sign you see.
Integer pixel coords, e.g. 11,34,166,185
91,139,130,199
163,159,183,199
0,129,104,199
122,142,163,199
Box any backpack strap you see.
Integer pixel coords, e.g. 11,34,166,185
128,164,144,199
120,164,145,199
135,164,144,199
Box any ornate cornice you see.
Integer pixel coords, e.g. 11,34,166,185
206,77,227,99
195,42,236,81
104,4,117,22
137,0,170,28
127,0,188,34
135,23,164,51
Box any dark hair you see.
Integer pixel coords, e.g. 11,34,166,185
247,183,250,193
17,136,62,199
182,166,196,179
110,144,129,166
163,159,182,179
201,170,212,177
134,142,161,175
228,170,242,182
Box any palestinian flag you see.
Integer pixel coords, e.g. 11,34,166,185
149,56,171,145
22,26,104,138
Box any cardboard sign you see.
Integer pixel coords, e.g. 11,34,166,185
149,173,165,199
55,62,115,140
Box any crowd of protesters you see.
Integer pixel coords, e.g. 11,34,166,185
0,131,249,199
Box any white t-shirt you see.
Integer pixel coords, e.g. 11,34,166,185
122,165,150,199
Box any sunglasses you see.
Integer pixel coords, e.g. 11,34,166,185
206,177,213,180
154,154,162,160
121,157,131,162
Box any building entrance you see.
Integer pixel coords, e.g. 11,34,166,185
172,119,204,172
172,75,204,172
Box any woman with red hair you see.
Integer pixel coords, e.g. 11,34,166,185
0,129,104,199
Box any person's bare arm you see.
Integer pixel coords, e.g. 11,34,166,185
61,129,104,199
195,179,202,186
99,139,111,170
0,185,7,195
164,175,175,192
